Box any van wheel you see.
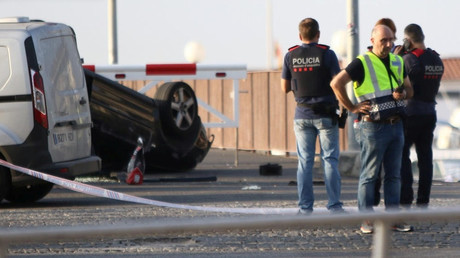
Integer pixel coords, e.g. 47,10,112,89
5,182,54,203
0,166,11,202
155,82,200,138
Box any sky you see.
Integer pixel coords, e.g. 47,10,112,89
1,0,460,70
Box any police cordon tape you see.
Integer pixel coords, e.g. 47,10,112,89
0,159,363,215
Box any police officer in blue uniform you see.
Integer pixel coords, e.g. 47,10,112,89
281,18,344,214
399,24,444,209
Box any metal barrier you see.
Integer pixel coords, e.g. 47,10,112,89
83,63,247,129
0,207,459,258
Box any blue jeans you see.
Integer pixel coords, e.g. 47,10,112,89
356,119,404,211
294,118,342,211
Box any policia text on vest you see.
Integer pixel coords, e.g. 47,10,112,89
289,44,348,128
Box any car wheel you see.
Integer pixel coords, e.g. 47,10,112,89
0,166,11,202
155,81,200,138
5,181,54,203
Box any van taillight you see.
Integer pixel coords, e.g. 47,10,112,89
32,71,48,129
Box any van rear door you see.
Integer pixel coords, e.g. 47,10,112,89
35,32,92,162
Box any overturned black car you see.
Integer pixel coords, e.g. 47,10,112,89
85,69,213,173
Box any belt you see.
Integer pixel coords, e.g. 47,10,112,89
362,115,401,125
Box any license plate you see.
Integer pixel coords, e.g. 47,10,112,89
53,132,75,145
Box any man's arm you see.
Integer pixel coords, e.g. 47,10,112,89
403,76,414,99
401,54,417,99
281,78,291,93
330,70,371,114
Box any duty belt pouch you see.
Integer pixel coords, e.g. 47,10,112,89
297,102,340,125
338,109,348,128
315,103,340,126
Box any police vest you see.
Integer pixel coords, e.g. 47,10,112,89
354,52,405,120
408,48,444,103
289,44,334,98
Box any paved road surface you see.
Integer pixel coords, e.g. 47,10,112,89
0,149,459,257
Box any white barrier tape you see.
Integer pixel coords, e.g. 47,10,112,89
0,159,362,215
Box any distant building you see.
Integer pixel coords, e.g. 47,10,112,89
442,58,460,81
438,58,460,126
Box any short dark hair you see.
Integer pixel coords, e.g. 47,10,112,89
375,18,396,34
404,23,425,43
299,18,319,40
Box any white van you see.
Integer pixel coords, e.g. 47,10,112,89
0,17,100,202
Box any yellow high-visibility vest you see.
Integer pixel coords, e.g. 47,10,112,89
354,52,404,102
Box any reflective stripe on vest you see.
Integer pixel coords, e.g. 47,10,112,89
354,53,404,102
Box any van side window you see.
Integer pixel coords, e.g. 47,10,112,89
39,36,84,91
0,47,11,90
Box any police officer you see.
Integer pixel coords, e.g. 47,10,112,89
281,18,344,214
400,24,444,209
330,25,414,233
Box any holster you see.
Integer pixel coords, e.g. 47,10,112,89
337,109,348,128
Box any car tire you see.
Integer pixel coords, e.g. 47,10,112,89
0,166,11,202
155,81,201,140
5,181,54,203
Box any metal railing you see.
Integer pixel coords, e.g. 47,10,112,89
0,207,459,258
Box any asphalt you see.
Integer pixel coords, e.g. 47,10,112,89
188,148,460,257
2,148,460,257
